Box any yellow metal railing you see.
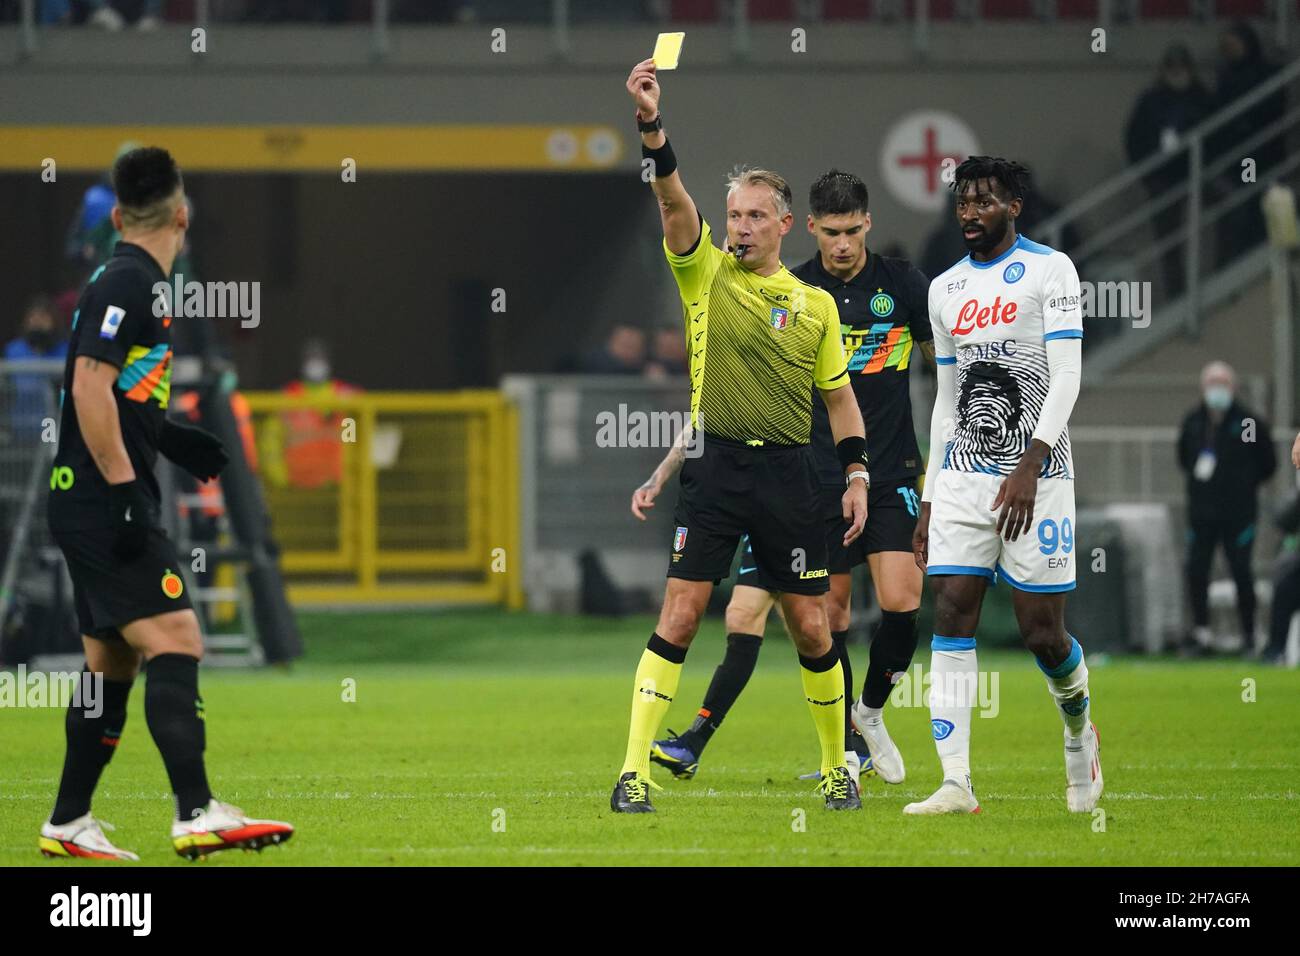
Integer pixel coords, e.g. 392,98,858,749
242,390,521,608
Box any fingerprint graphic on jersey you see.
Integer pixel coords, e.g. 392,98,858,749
946,345,1072,479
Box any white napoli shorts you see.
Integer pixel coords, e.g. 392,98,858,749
925,468,1076,593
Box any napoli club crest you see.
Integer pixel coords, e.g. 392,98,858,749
770,306,789,330
1003,261,1025,283
673,526,688,552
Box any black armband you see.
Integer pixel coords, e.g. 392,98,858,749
641,136,677,180
837,435,868,472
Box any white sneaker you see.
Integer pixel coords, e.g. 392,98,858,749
89,7,125,30
844,749,861,789
136,14,162,30
903,778,980,815
171,799,294,860
40,814,138,861
1065,723,1103,812
851,698,905,783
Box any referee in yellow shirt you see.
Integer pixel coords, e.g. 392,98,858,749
611,59,870,813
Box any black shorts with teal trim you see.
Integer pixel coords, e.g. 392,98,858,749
730,478,922,590
825,477,921,573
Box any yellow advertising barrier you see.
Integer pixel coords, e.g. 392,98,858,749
241,390,521,608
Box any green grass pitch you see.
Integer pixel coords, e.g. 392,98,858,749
2,609,1298,866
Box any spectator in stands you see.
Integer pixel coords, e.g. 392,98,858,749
63,142,137,273
572,323,647,375
1264,485,1300,667
46,0,164,29
1177,361,1277,655
245,0,350,22
644,322,688,379
1210,20,1284,259
1124,43,1212,298
4,295,69,438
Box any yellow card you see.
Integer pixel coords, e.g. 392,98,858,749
652,32,685,70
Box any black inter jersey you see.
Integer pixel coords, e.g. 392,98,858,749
793,250,931,487
47,242,173,530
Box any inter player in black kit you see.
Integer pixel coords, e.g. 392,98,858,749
39,147,293,860
638,170,934,785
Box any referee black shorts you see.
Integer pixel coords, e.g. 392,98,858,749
52,526,194,641
824,477,921,574
667,434,829,596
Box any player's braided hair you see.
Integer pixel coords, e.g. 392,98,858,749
951,156,1031,203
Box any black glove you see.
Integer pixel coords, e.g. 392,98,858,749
159,419,229,481
107,479,157,562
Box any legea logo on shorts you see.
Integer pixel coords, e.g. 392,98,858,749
798,568,828,579
931,718,955,740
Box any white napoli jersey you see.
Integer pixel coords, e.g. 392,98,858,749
929,235,1083,479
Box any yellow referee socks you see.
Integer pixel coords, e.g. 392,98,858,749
620,634,687,777
800,647,846,776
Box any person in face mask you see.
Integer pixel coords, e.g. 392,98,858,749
4,296,70,438
1177,361,1278,655
5,296,69,360
264,339,361,490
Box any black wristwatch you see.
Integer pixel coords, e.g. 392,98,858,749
636,112,662,133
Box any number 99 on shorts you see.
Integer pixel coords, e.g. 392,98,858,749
1037,516,1073,568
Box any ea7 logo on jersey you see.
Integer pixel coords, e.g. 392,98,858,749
99,305,126,340
953,296,1018,336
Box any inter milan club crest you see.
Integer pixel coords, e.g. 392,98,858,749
673,526,688,552
770,306,789,330
870,291,895,317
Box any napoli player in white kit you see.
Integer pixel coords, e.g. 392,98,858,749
909,157,1102,815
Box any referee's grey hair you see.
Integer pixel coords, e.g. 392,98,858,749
725,166,793,218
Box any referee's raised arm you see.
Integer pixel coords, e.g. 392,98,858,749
627,58,699,255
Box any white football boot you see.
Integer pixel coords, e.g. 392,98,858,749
1064,722,1104,812
845,749,861,789
40,814,139,861
171,799,294,860
851,698,905,784
903,777,981,815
